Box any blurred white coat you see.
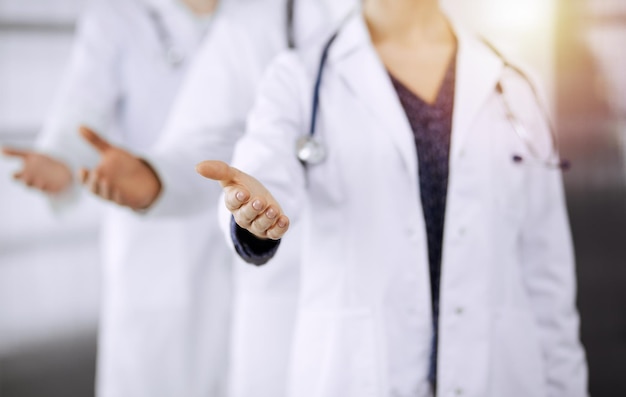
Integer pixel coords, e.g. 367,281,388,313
143,1,356,396
35,0,232,396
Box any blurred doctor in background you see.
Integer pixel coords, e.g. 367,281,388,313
2,0,232,396
57,1,356,396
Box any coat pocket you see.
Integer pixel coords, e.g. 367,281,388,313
288,308,381,397
488,309,546,397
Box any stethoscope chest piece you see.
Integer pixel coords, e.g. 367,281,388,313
296,136,326,165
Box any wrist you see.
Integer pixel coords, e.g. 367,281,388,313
136,158,163,210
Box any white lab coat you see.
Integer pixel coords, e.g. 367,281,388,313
36,1,232,396
226,12,588,397
143,1,356,396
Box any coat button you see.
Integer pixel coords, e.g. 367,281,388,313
455,306,464,315
455,388,464,396
458,227,466,237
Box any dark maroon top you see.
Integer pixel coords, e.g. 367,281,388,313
389,52,457,386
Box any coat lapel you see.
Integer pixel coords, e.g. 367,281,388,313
448,19,504,161
330,15,419,183
326,12,504,178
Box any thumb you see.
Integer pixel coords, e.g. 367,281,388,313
1,146,30,158
196,160,238,184
80,126,111,153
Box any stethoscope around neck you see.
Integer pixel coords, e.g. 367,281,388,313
296,18,570,171
148,0,298,67
484,39,571,171
147,7,186,68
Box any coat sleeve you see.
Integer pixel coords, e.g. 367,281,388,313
142,17,258,218
36,0,123,171
34,0,124,208
142,20,245,217
141,0,309,219
217,52,309,260
517,76,589,397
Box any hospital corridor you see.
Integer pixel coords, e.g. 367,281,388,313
0,0,625,396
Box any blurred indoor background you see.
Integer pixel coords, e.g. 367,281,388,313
0,1,101,396
0,0,624,396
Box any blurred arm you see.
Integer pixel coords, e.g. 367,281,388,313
33,0,124,206
141,2,290,218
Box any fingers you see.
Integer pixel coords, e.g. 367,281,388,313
79,168,104,198
229,193,289,239
266,215,289,240
79,126,111,153
2,147,29,158
78,168,89,184
202,161,289,239
236,197,268,228
112,190,125,206
12,169,46,192
196,160,237,185
224,188,249,212
79,167,127,207
246,207,289,240
99,179,112,201
86,170,100,196
19,175,45,190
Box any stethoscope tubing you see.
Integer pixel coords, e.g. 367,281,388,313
147,7,185,67
308,31,340,138
482,39,568,169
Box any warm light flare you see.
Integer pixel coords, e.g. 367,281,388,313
484,0,555,33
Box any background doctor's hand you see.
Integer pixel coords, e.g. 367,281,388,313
196,160,289,240
1,147,72,194
78,126,161,210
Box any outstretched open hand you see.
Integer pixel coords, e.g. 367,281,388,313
196,160,289,240
78,126,161,210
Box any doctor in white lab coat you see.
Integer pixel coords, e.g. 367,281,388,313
2,0,232,396
198,1,589,396
73,1,356,396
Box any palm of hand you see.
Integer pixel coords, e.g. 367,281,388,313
97,148,160,209
79,126,161,210
196,160,289,240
